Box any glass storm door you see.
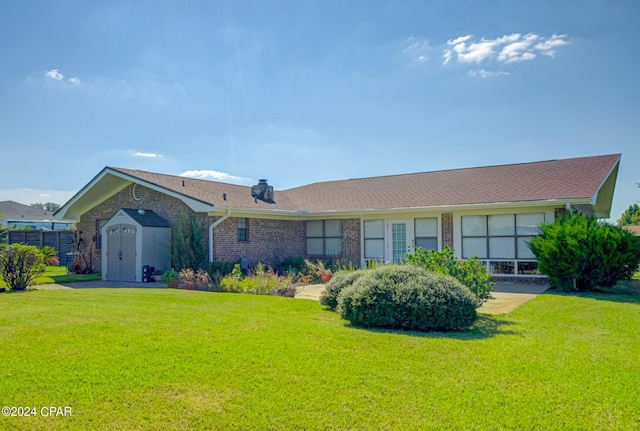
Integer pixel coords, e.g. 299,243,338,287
387,220,413,264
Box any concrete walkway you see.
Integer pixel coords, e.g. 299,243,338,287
295,282,549,315
31,280,548,315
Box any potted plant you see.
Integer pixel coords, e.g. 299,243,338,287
161,268,180,288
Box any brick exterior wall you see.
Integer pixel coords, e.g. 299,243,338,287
78,184,210,273
77,183,364,271
341,219,361,267
212,217,305,266
212,217,362,268
441,212,453,249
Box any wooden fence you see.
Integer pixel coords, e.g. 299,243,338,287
1,230,75,264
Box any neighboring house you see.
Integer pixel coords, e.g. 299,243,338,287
54,154,621,283
0,200,74,231
622,225,640,236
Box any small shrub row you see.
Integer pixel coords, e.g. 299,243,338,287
337,265,478,332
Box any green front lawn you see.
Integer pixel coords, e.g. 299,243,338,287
1,288,638,430
0,266,101,288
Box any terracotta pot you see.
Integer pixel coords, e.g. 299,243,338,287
320,273,332,284
167,279,179,288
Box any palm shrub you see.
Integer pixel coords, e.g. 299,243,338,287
405,246,494,301
40,246,60,266
528,214,640,291
337,265,478,332
320,269,365,310
0,244,46,290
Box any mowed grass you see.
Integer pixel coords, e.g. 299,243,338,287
1,287,639,430
0,266,101,289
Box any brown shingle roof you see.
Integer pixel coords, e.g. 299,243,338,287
111,154,620,213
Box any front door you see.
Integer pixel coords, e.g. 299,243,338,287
387,220,413,264
106,224,137,281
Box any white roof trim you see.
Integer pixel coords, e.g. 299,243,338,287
55,168,215,220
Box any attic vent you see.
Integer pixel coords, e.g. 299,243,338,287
131,184,145,202
251,179,275,204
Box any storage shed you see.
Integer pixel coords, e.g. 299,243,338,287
101,208,171,282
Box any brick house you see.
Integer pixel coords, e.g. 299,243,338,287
54,154,621,283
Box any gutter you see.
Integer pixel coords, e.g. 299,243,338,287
209,208,232,263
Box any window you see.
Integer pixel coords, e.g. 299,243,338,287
414,217,438,251
306,220,342,256
461,213,545,275
237,218,247,241
364,219,384,260
94,219,107,250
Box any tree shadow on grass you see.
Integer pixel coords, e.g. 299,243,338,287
343,314,519,340
543,280,640,306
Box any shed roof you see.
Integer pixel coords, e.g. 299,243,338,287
120,209,170,227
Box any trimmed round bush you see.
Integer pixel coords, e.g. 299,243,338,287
320,270,364,310
337,265,478,332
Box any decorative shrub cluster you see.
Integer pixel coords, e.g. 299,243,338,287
529,214,640,291
0,244,47,291
320,270,364,310
405,246,494,301
337,265,478,332
219,263,296,295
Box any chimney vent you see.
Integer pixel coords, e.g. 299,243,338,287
251,179,275,204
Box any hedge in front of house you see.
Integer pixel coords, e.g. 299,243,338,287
320,270,365,310
337,265,478,332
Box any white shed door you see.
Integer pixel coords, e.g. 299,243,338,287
106,224,137,281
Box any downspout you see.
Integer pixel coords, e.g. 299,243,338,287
209,208,232,263
566,201,572,215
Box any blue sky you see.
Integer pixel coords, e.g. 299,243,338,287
1,0,638,221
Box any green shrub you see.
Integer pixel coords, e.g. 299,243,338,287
337,265,478,332
0,244,47,291
218,263,294,295
276,256,307,275
405,246,494,301
529,214,640,291
320,270,365,310
171,213,206,271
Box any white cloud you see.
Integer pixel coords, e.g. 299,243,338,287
467,69,511,78
68,77,81,84
534,34,569,57
402,37,432,64
443,33,568,66
179,170,252,183
45,69,64,80
133,152,161,158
